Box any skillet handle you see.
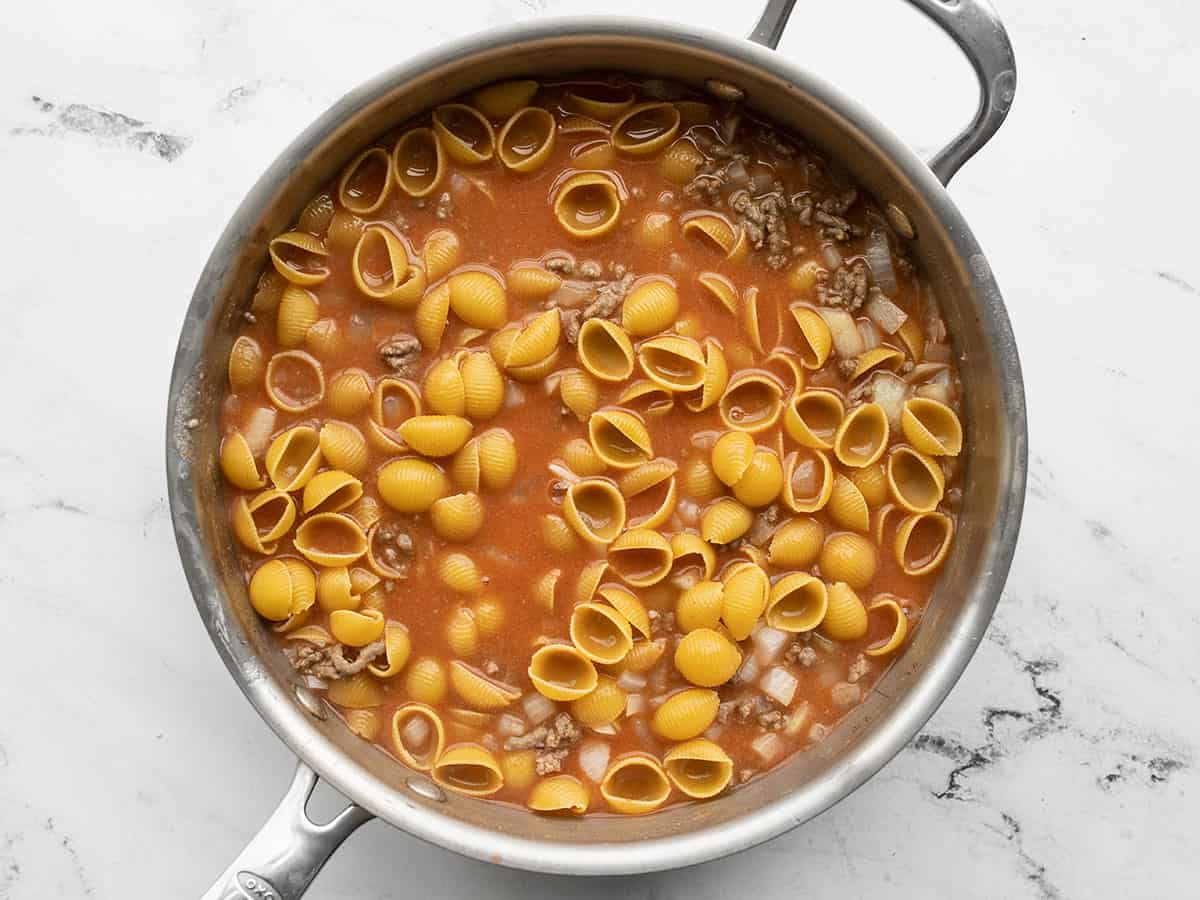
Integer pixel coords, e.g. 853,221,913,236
748,0,1017,185
201,761,373,900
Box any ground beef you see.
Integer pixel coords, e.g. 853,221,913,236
373,521,414,577
379,334,422,377
648,609,676,638
817,260,869,311
830,681,862,708
815,188,860,242
434,191,453,220
785,643,818,667
730,189,795,270
285,639,385,681
558,271,634,344
847,653,871,684
836,358,858,381
758,709,786,732
502,713,582,775
746,504,780,547
717,693,777,726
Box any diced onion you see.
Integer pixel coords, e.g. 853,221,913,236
504,381,525,409
522,692,556,725
760,666,799,707
591,723,618,736
753,627,790,666
498,713,526,737
625,694,646,717
915,382,951,405
736,654,760,685
617,670,648,692
402,716,430,748
676,499,700,527
751,732,783,761
784,701,812,736
907,362,949,383
242,406,277,456
857,318,882,351
864,230,898,294
578,739,611,783
871,372,909,428
817,308,864,358
820,243,843,270
864,291,908,335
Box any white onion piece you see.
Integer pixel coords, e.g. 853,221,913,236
498,713,526,737
760,666,799,707
522,692,556,725
857,318,882,351
817,308,864,358
864,230,898,294
578,739,611,783
820,243,844,270
242,406,277,456
617,670,648,693
449,173,470,195
690,429,721,450
675,499,700,527
402,716,430,748
736,654,760,685
625,694,646,717
871,372,909,428
784,701,812,736
864,291,908,334
547,461,579,485
915,382,952,405
542,371,562,395
753,626,790,666
703,723,725,741
908,362,949,383
591,723,618,736
504,381,525,409
751,732,783,761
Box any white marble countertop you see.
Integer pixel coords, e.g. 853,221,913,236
1,0,1196,896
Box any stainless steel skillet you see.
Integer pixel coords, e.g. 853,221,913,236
166,2,1024,896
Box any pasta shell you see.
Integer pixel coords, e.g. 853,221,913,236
302,470,363,515
662,738,732,799
437,552,484,593
415,281,451,350
607,528,673,588
269,232,329,286
852,346,906,382
458,351,505,420
834,402,890,468
851,463,889,507
570,602,634,665
432,743,504,797
448,270,508,330
265,426,322,492
558,113,609,135
588,408,652,469
764,348,807,395
248,557,314,621
790,306,834,369
326,672,383,709
821,582,869,641
528,644,599,701
472,594,505,637
624,638,667,673
659,138,704,184
422,357,467,416
719,371,785,433
618,458,678,529
326,210,366,254
430,492,484,542
337,146,392,215
397,415,473,457
351,225,423,307
378,458,449,513
681,456,722,503
472,79,539,120
865,597,909,657
371,375,423,437
768,517,825,568
901,397,963,456
682,213,739,257
612,102,680,155
783,390,844,450
766,572,828,632
327,369,372,418
819,533,878,589
741,286,784,354
502,751,538,791
788,259,822,296
422,228,461,282
507,265,562,301
505,309,561,369
477,428,517,490
683,338,729,413
652,689,719,741
528,775,589,815
228,335,265,392
497,107,556,172
562,478,627,545
391,703,445,770
405,657,448,705
449,661,521,710
617,380,674,420
232,490,297,555
559,369,601,423
553,172,621,239
636,211,675,250
316,566,362,612
670,532,717,582
696,272,738,317
894,511,955,576
540,514,579,553
720,563,769,640
565,84,635,122
432,104,496,164
264,349,325,413
700,497,753,544
731,449,784,508
828,473,870,532
897,317,925,363
674,628,741,687
637,334,706,392
344,708,381,741
294,513,368,567
600,754,671,815
219,432,265,490
675,580,724,633
534,568,561,612
574,560,610,604
781,448,835,514
329,607,385,647
276,285,320,348
571,140,615,169
596,585,651,639
622,279,680,337
306,318,342,359
570,675,627,728
363,520,410,581
577,318,635,382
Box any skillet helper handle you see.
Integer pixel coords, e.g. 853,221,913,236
748,0,1017,185
201,761,373,900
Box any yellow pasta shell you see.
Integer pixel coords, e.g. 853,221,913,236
608,528,673,588
220,432,265,490
405,657,448,705
472,79,539,120
624,638,667,673
660,138,704,184
834,402,891,468
553,171,622,239
821,582,869,641
652,689,720,742
719,371,785,433
596,585,651,640
558,370,601,423
681,455,722,503
894,511,955,576
784,389,845,450
588,408,653,469
449,661,521,711
432,743,504,797
232,489,297,555
502,751,538,791
505,309,561,370
828,473,870,532
540,514,579,554
528,775,590,815
344,708,381,741
765,348,807,395
781,448,835,514
662,738,733,799
448,270,508,330
572,140,615,169
422,228,461,283
415,281,451,351
674,628,741,687
534,568,561,612
301,470,363,515
391,703,445,770
683,338,730,413
819,532,878,589
790,306,834,369
670,532,717,581
318,421,368,476
636,211,675,250
865,597,909,657
264,349,325,414
766,572,828,632
700,497,753,544
397,415,473,458
432,104,496,164
851,463,889,507
449,352,500,421
326,672,383,709
422,357,467,416
731,449,784,508
294,513,368,567
316,566,362,612
276,285,320,348
570,602,634,665
497,106,556,172
430,492,484,542
570,675,627,728
600,754,671,815
768,517,825,568
507,265,562,301
248,558,315,621
622,279,680,337
351,225,422,307
741,286,784,354
852,346,906,382
477,428,517,490
901,397,963,456
565,84,635,122
558,113,609,135
577,318,635,382
721,563,769,640
377,458,449,513
788,259,822,296
228,335,265,392
618,459,677,529
637,334,707,394
528,644,599,701
329,607,385,647
337,146,392,215
575,560,610,604
562,478,627,545
327,369,372,418
682,214,738,257
437,551,484,593
265,426,322,492
612,102,681,155
676,580,725,633
617,380,673,420
472,594,504,637
269,232,329,287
